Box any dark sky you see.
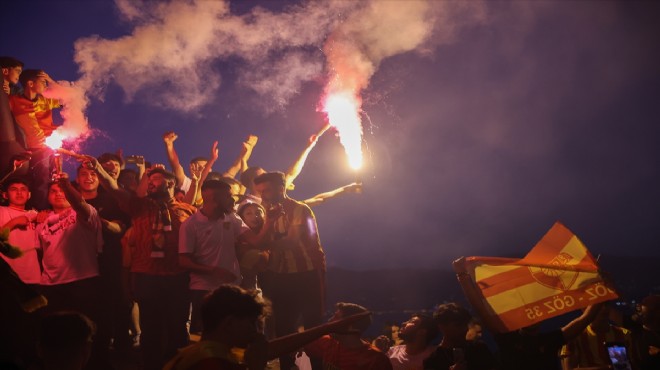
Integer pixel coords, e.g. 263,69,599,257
3,0,660,269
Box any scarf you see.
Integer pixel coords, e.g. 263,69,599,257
150,199,173,258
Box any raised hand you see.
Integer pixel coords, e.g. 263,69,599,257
210,140,219,162
162,131,178,145
242,135,258,154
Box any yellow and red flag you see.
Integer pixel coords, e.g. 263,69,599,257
453,222,618,333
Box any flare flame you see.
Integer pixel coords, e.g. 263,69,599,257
322,91,363,170
44,130,67,150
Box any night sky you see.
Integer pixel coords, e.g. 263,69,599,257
3,0,660,269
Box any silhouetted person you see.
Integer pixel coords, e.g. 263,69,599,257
424,303,496,370
37,311,96,370
632,295,660,370
163,284,271,370
560,303,633,369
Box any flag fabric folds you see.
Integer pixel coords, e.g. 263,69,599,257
453,222,618,333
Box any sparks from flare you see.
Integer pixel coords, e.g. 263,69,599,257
322,91,364,170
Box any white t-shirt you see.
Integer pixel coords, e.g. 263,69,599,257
179,211,249,291
181,176,192,194
387,344,436,370
37,204,103,285
0,206,41,284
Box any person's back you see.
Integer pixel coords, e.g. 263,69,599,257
163,285,270,370
37,311,96,370
494,326,565,370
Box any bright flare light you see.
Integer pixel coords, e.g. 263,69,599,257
45,130,67,150
323,91,364,170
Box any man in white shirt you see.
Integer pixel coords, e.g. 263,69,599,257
0,177,40,285
179,180,251,334
37,173,108,369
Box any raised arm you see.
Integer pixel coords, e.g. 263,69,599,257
55,173,92,221
303,182,362,207
185,141,219,206
134,155,146,180
163,131,187,188
284,124,330,189
453,257,505,333
224,135,258,178
181,173,199,205
238,205,280,248
86,156,133,207
136,163,165,198
265,311,371,359
561,302,605,342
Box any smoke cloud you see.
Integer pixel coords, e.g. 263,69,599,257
73,0,486,115
41,80,90,141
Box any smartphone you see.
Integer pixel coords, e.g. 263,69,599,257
126,155,144,165
606,342,632,370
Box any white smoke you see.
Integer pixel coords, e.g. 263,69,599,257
41,80,90,140
324,1,487,95
73,0,486,114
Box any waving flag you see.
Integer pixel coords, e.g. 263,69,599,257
454,222,618,333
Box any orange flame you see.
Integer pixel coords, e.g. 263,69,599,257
44,130,67,150
322,91,364,170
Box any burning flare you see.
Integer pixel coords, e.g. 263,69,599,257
44,130,67,150
322,91,364,170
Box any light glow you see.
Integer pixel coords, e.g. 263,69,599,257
45,130,67,150
322,91,364,170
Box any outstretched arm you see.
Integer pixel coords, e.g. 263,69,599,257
453,257,507,333
163,131,187,188
561,302,605,342
185,141,219,206
238,204,280,248
54,173,92,221
136,163,166,198
265,311,371,360
284,124,330,189
182,173,199,205
303,182,362,207
224,135,258,178
86,156,132,207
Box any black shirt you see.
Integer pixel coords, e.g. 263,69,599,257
494,329,565,370
86,190,130,275
423,341,496,370
632,326,660,370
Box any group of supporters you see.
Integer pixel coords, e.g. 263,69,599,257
1,57,659,370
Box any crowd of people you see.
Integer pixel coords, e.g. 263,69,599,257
1,57,659,370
